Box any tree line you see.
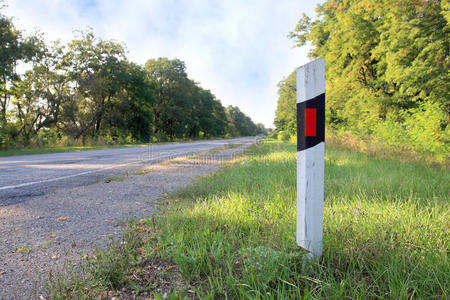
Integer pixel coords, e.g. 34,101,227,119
276,0,448,161
0,9,264,149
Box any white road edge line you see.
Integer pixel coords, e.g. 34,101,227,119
0,153,179,191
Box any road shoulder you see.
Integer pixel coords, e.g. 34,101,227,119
0,143,251,299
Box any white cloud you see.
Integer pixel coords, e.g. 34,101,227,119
4,0,322,128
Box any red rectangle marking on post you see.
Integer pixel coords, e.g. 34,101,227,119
304,108,316,136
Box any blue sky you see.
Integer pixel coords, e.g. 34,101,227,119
5,0,324,128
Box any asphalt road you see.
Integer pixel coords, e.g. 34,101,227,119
0,137,257,206
0,137,257,299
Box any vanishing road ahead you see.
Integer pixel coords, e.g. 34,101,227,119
0,137,257,206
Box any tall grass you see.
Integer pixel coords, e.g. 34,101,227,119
153,140,448,298
48,139,449,299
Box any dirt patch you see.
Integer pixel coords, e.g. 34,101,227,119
107,256,186,300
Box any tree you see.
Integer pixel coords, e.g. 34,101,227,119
9,41,73,144
226,105,257,136
274,71,296,133
288,0,449,159
194,88,228,137
145,58,194,139
0,10,42,124
108,62,155,142
255,123,267,135
0,3,255,148
210,97,229,137
59,31,128,142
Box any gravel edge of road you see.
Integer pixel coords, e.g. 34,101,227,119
0,141,255,299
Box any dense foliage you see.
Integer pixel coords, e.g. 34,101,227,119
277,0,449,161
274,71,296,135
0,10,262,149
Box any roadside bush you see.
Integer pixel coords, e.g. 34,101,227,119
277,130,291,141
289,134,297,143
0,123,19,149
155,132,168,142
36,129,62,147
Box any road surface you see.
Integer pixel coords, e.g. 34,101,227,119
0,137,258,299
0,137,257,206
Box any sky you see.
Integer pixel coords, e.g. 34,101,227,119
4,0,323,128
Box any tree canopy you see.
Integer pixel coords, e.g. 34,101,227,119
278,0,448,160
0,8,261,148
274,71,296,134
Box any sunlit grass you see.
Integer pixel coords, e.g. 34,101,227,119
47,139,449,299
152,140,448,298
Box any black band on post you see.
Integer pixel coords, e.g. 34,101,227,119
297,93,325,151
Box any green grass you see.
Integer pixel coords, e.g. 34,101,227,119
133,169,153,175
41,240,53,249
47,139,449,299
103,174,128,183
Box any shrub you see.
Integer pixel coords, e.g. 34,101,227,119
277,131,291,141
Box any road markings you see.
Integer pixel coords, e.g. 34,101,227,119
0,139,254,192
0,152,179,191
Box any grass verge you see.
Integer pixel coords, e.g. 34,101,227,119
47,139,449,299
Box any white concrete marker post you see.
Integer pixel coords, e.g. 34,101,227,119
296,59,325,259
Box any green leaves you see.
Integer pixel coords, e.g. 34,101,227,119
144,58,258,139
225,105,258,137
0,11,43,125
283,0,449,161
274,71,296,134
0,17,259,148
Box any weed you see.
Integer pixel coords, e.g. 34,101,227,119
14,244,32,254
133,169,152,175
41,240,52,249
104,174,128,183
